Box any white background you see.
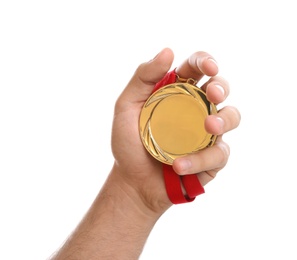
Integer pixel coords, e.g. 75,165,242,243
1,1,296,259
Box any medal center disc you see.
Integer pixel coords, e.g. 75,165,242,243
150,95,208,155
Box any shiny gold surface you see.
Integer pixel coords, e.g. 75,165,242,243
139,82,217,165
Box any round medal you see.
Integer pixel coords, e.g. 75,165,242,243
139,82,217,165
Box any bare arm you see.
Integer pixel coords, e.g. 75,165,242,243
50,164,164,260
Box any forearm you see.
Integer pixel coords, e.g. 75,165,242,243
50,164,162,260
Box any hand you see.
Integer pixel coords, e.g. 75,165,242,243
49,48,241,260
111,48,241,214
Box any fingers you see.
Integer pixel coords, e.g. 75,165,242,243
118,49,229,108
172,51,241,182
175,52,230,106
172,137,230,177
175,51,219,81
172,105,241,182
205,106,241,135
201,76,230,104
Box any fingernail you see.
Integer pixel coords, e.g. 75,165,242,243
215,84,225,97
207,57,218,66
216,117,224,132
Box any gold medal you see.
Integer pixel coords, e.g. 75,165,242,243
139,80,217,165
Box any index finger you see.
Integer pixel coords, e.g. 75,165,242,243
175,51,219,83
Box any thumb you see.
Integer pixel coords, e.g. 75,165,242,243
137,47,175,85
120,48,174,105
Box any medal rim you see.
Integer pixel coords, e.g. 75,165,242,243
139,82,217,165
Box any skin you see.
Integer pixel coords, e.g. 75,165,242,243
49,48,241,260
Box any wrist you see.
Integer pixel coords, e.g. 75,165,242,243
108,162,169,221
